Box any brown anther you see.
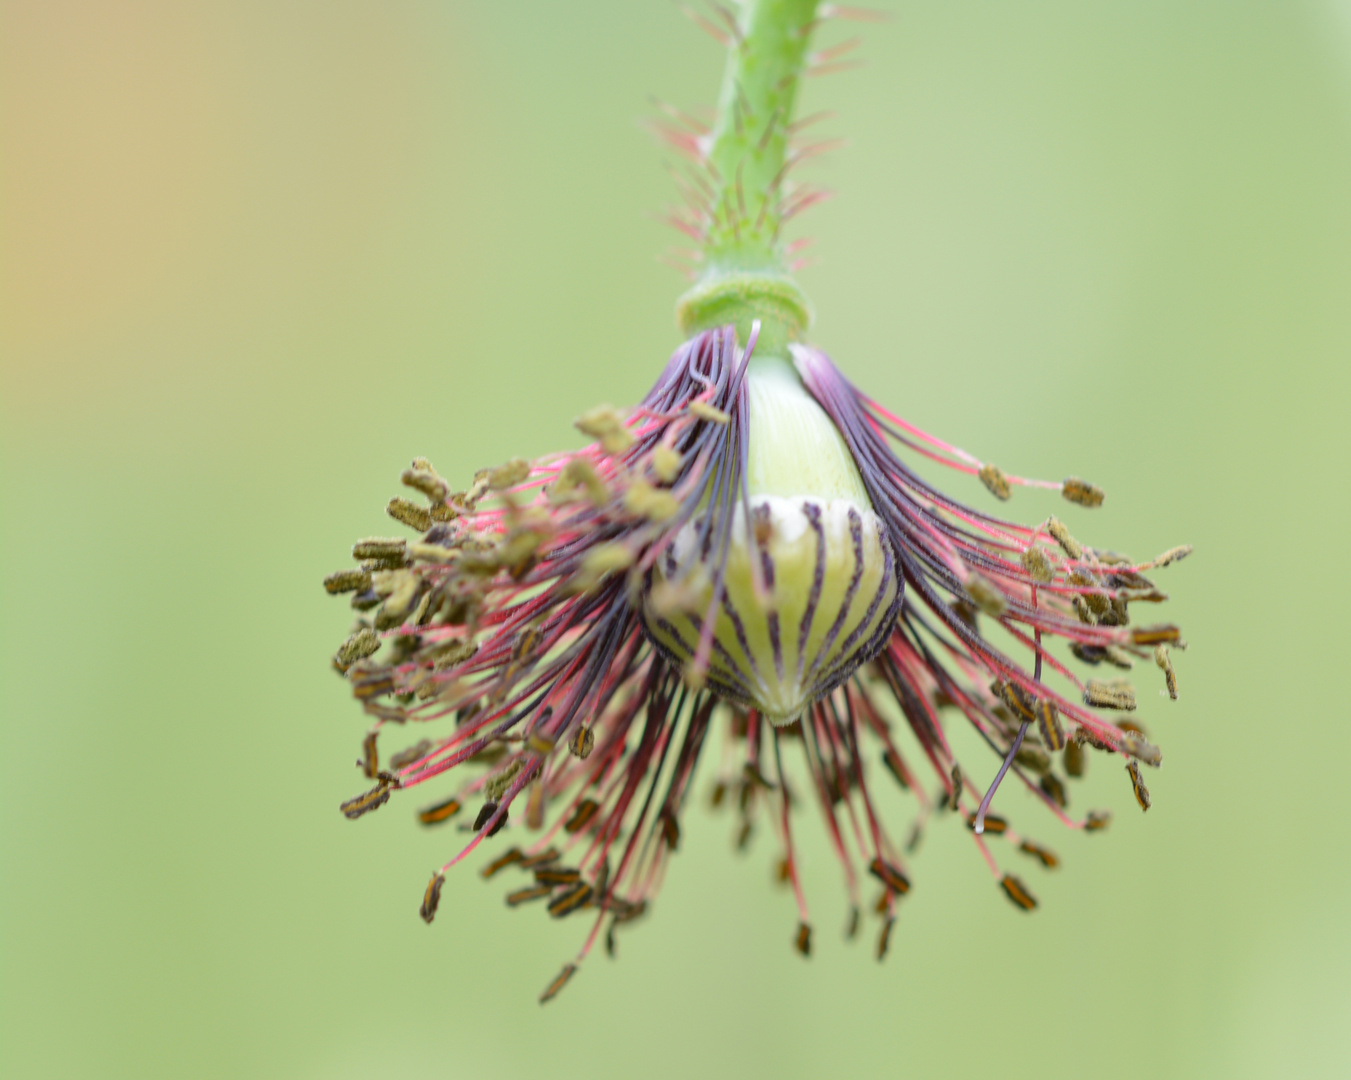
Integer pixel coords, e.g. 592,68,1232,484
351,668,395,700
993,680,1036,724
1144,544,1193,570
526,732,556,755
539,963,578,1004
1070,642,1106,665
519,847,560,870
1062,477,1105,507
339,781,392,820
1072,596,1099,626
387,739,432,771
688,400,730,424
660,811,681,850
401,467,449,504
352,537,407,560
419,873,445,924
1039,772,1068,809
845,906,861,940
361,732,379,779
881,748,910,789
1131,624,1180,646
564,799,600,834
1103,646,1135,670
877,916,896,961
534,866,581,887
525,779,545,830
978,463,1011,500
547,881,593,918
950,764,964,810
1083,679,1137,711
473,800,506,836
386,497,432,532
350,588,381,612
574,405,635,455
1015,743,1051,774
1155,644,1178,699
335,627,381,669
1084,809,1113,832
505,884,553,906
1021,546,1054,584
868,857,911,895
1046,516,1083,560
968,812,1007,834
1127,761,1152,811
1036,699,1065,752
1018,839,1060,869
794,922,812,957
324,568,372,595
1000,874,1038,911
569,724,595,760
418,796,462,826
1064,741,1086,778
1121,732,1162,767
964,573,1006,618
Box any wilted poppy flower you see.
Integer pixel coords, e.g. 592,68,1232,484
323,1,1190,1003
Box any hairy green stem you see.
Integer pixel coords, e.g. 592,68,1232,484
676,0,821,355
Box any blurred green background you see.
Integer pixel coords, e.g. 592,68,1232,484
3,2,1350,1077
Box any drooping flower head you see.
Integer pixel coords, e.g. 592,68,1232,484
324,0,1190,1003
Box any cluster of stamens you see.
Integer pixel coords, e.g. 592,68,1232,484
324,324,1190,1002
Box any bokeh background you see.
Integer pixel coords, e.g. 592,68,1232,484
4,2,1350,1077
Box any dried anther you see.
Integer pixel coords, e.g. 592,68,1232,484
334,628,380,670
352,537,407,560
1127,761,1152,811
1084,810,1113,832
539,964,577,1004
1046,516,1083,560
420,873,445,924
1061,477,1105,507
547,882,593,918
402,465,449,504
877,917,896,961
569,724,595,759
979,463,1011,500
1000,874,1038,911
387,497,432,532
868,857,911,895
1083,679,1137,711
418,796,462,826
340,781,392,820
481,848,524,879
1036,699,1065,752
1155,645,1178,699
1018,840,1059,869
324,569,371,595
1021,546,1054,584
507,884,554,907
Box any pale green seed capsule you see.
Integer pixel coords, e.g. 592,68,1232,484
641,357,898,724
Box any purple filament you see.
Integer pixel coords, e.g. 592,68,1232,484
974,720,1028,835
